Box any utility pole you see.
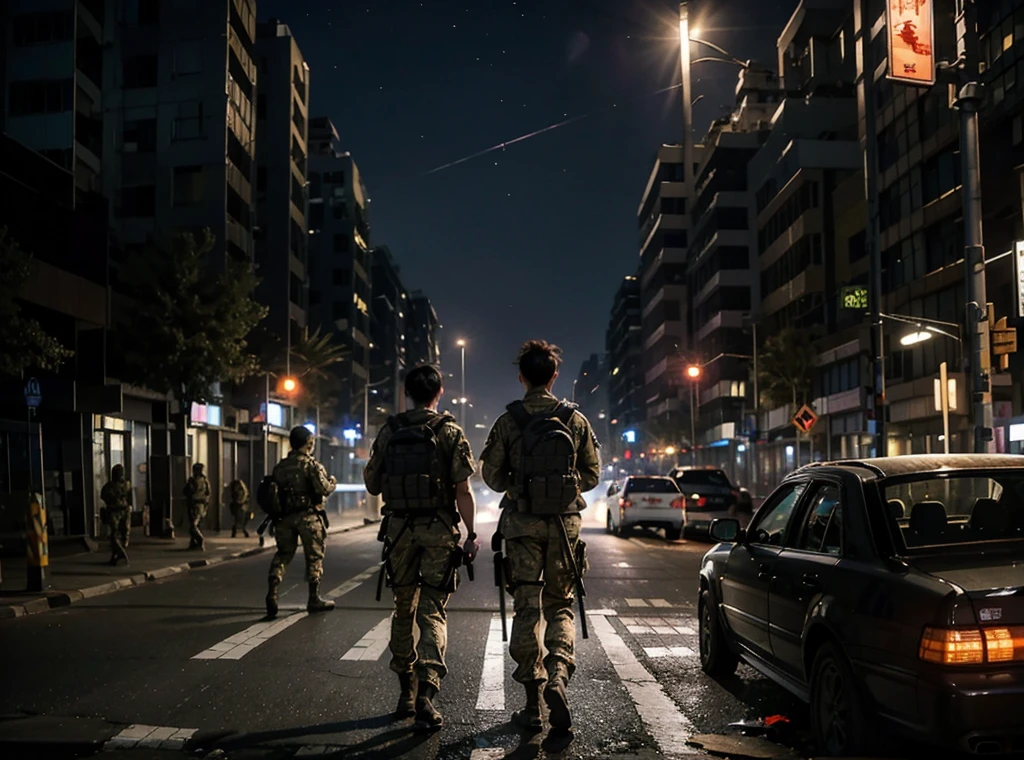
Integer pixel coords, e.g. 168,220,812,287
751,319,759,492
954,0,994,453
679,2,694,189
860,0,886,458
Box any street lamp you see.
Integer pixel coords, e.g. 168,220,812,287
456,339,467,429
686,364,702,465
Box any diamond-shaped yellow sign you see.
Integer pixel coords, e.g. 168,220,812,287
792,404,818,434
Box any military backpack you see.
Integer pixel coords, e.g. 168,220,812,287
380,412,453,515
508,401,580,516
256,475,283,519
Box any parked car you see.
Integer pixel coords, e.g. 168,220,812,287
606,476,684,540
668,467,752,535
698,455,1024,756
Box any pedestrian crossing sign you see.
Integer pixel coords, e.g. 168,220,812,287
792,404,818,434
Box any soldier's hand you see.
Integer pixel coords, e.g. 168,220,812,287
463,533,480,563
329,476,337,488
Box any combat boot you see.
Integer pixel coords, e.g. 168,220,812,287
231,527,237,538
395,672,417,718
511,680,544,731
414,682,443,732
266,577,280,619
307,581,335,612
544,667,572,731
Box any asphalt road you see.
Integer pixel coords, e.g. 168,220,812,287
0,506,843,759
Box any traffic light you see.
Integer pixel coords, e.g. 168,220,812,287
988,304,1018,373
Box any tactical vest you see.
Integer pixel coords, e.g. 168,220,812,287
273,456,319,514
380,412,453,516
508,401,580,516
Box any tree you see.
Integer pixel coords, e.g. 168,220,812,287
289,326,348,424
116,229,268,411
0,227,74,376
757,327,818,410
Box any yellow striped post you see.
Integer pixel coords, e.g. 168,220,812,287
26,492,49,592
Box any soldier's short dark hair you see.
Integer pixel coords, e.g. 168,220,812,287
289,425,313,450
517,340,562,387
405,364,443,405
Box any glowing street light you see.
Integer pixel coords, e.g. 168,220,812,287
900,330,933,347
665,446,677,456
686,365,702,379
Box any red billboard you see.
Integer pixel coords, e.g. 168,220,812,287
886,0,936,86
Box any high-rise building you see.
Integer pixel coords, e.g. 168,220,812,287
606,274,644,462
254,19,309,359
101,0,258,264
573,353,609,455
369,245,408,426
406,291,441,368
306,116,372,433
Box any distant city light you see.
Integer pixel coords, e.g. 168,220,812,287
623,429,637,444
342,428,359,442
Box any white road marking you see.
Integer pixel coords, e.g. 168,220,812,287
325,564,379,599
624,598,649,607
104,725,197,751
586,608,618,617
340,616,392,661
193,612,308,660
470,749,506,760
648,598,672,608
591,614,697,757
476,616,507,711
643,646,695,659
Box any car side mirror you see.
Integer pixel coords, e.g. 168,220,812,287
606,484,620,497
709,518,743,543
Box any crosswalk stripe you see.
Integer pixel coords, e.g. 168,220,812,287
104,725,197,750
648,598,672,608
340,616,392,661
624,598,649,607
325,564,379,600
643,646,695,659
476,616,506,711
192,612,308,660
590,614,698,757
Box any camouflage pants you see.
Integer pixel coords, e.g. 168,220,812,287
230,504,250,533
386,517,460,690
188,501,207,546
108,508,130,559
269,510,326,583
503,511,583,684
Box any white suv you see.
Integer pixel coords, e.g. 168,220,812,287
606,476,684,540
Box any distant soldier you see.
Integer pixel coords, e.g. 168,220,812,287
364,364,478,732
229,478,251,538
266,426,337,618
184,462,211,550
100,464,132,566
481,340,601,743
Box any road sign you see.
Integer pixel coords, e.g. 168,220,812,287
24,377,41,408
792,404,818,434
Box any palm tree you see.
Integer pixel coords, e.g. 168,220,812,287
757,327,818,411
289,326,348,424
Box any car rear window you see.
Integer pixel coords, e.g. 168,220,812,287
673,470,731,487
884,474,1024,550
626,478,680,493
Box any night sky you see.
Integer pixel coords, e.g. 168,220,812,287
259,0,800,434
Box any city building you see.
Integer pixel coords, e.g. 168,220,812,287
572,353,609,459
406,291,441,368
688,63,777,484
306,116,372,437
369,245,408,427
606,274,644,464
254,18,310,360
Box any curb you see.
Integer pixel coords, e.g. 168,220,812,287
0,518,380,620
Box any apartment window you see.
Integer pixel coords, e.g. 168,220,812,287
120,185,156,217
228,49,253,101
226,185,250,228
922,148,960,205
123,118,156,152
173,101,203,140
661,197,686,215
717,206,748,231
173,166,204,206
663,231,688,248
123,55,158,88
9,80,72,115
333,234,348,253
173,40,202,75
12,11,73,45
333,268,350,286
227,131,252,177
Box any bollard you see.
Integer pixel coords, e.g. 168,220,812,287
26,492,49,592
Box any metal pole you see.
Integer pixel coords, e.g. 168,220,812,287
751,320,759,493
315,405,321,460
861,0,885,458
690,381,697,466
940,361,951,455
264,372,270,473
460,344,466,429
679,2,694,188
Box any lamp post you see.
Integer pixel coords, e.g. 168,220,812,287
686,364,702,466
456,339,467,429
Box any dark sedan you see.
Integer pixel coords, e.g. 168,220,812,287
698,455,1024,757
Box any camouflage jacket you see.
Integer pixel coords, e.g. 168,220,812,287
184,475,211,503
273,450,334,511
481,387,601,511
363,408,476,517
100,479,133,511
229,479,249,506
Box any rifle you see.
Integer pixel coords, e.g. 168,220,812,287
492,532,508,642
555,516,588,640
375,516,410,602
256,514,274,536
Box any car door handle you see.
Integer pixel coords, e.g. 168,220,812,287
800,573,821,590
757,564,771,581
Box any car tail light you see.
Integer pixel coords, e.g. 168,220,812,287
670,498,684,509
730,489,740,499
687,495,708,508
619,498,633,509
919,626,1024,665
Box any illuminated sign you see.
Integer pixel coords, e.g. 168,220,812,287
1010,423,1024,443
1015,241,1024,318
840,286,869,310
267,402,284,428
622,429,637,444
886,0,935,86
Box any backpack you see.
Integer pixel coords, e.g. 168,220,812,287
508,401,580,516
256,474,282,519
380,413,453,515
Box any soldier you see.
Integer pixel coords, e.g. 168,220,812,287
183,463,211,550
100,464,132,566
266,426,337,618
481,340,600,741
229,478,251,538
364,364,478,732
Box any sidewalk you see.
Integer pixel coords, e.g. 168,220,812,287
0,514,379,620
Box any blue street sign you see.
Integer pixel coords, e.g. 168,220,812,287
24,377,42,408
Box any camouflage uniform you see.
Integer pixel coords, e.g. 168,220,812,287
100,464,132,564
269,450,335,584
184,467,211,549
229,479,251,537
481,388,601,686
364,408,476,691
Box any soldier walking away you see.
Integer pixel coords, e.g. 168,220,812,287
100,464,133,566
229,478,251,538
481,340,600,746
364,364,479,733
266,426,337,618
184,463,211,550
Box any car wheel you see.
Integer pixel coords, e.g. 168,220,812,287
698,589,738,676
665,526,682,541
615,519,631,538
810,642,877,757
605,511,614,535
